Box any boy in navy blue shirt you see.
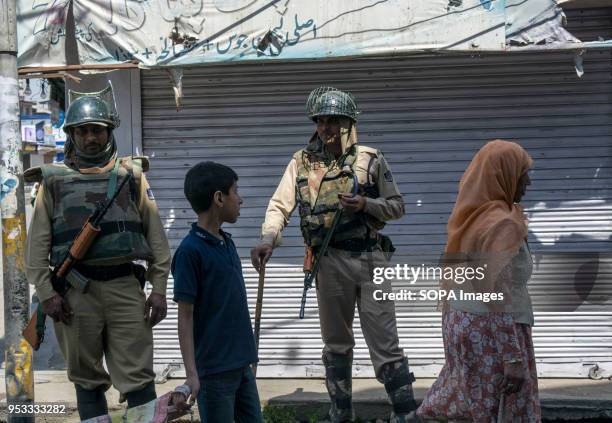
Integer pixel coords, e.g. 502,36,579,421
171,162,262,423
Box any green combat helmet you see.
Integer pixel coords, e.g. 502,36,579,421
63,96,117,131
306,86,359,122
63,83,121,132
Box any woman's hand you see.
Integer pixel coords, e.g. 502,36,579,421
502,361,525,394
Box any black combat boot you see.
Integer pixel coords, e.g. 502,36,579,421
75,385,108,420
323,351,355,423
125,381,157,408
380,357,422,422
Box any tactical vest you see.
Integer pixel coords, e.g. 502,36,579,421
40,158,154,266
295,146,384,248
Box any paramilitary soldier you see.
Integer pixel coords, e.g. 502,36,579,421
24,88,171,420
251,87,420,422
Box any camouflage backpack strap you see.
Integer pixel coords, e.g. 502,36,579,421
340,145,358,171
294,149,313,213
118,156,147,201
106,158,121,200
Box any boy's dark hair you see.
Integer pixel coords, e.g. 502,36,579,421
184,161,238,214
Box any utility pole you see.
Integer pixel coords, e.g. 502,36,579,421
1,0,35,421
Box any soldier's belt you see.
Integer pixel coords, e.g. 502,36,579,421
75,262,137,281
329,237,378,252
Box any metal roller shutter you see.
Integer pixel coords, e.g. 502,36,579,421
143,8,612,378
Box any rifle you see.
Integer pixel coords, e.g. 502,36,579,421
299,166,357,319
23,173,133,350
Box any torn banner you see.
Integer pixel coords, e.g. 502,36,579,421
17,0,506,68
17,0,611,69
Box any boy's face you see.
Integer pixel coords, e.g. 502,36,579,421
220,181,242,223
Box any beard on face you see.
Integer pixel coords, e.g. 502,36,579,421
321,132,339,144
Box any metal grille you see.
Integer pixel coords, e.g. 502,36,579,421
141,8,612,378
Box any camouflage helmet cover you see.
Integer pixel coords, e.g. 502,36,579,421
306,86,359,122
63,96,117,132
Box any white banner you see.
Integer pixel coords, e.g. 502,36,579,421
18,0,506,68
17,0,69,67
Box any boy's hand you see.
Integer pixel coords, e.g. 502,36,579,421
144,293,167,327
170,391,189,412
251,243,273,273
172,376,199,412
186,375,200,402
171,377,198,412
338,193,366,213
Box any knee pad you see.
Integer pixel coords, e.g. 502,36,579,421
380,357,418,415
323,352,354,422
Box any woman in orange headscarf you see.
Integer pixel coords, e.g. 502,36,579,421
417,140,541,422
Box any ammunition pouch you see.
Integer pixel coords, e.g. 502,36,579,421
51,274,70,296
65,270,91,294
133,264,147,290
379,234,396,260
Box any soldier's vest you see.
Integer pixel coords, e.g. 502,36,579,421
295,145,384,248
40,157,154,266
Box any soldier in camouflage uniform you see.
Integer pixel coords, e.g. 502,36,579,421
25,90,171,420
251,87,420,422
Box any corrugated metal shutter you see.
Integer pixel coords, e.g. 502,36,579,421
142,8,612,378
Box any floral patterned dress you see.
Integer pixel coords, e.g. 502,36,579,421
417,310,540,422
418,242,541,422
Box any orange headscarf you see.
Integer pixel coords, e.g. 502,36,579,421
447,140,532,254
441,140,533,310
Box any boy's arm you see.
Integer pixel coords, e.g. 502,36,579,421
177,302,200,401
172,247,201,402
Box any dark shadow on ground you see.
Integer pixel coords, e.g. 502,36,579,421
264,379,612,422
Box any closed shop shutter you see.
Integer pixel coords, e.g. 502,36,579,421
142,8,612,378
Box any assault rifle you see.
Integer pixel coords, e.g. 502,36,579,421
299,166,357,319
23,173,133,350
